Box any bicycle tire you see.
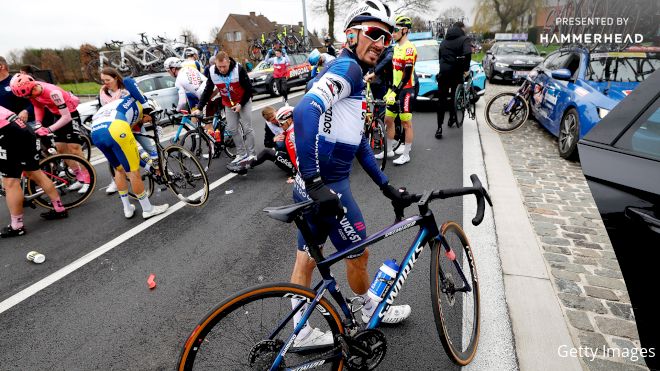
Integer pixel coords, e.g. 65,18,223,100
179,129,213,171
178,283,345,371
79,133,92,160
430,222,480,366
454,84,466,128
163,145,209,206
108,164,155,199
484,92,529,133
392,119,405,152
373,120,387,171
27,154,97,210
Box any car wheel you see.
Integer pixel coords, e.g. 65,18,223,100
558,108,580,160
269,78,279,97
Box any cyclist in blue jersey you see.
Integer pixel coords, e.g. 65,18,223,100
90,77,169,220
288,0,413,350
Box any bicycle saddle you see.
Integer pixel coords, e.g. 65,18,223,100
263,200,314,223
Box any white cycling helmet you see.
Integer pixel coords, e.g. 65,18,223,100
164,57,182,69
184,47,199,57
343,0,394,32
275,105,294,124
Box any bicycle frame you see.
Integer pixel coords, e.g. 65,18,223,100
268,203,473,369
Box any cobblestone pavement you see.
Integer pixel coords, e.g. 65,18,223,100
482,83,648,370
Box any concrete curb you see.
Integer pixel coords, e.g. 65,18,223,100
475,100,582,370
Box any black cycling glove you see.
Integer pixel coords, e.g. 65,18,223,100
380,183,412,209
305,178,345,220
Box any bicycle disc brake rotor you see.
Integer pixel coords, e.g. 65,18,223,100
346,329,387,371
442,272,457,306
248,339,284,370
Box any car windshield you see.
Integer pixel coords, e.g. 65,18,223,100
497,43,538,55
415,44,439,61
586,53,660,82
253,61,272,71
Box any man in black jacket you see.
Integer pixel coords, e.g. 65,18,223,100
436,22,472,139
196,52,257,170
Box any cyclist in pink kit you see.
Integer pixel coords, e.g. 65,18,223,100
9,74,91,193
0,105,68,237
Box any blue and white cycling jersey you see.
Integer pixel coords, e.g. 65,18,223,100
293,49,388,189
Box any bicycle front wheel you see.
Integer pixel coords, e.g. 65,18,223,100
373,120,387,171
179,130,213,171
163,145,209,206
27,154,97,210
454,84,466,128
79,133,92,160
178,283,345,371
430,222,480,366
484,92,529,132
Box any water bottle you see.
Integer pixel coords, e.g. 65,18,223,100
214,129,222,143
140,151,153,172
367,259,400,304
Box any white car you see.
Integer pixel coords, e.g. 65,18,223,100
78,72,178,128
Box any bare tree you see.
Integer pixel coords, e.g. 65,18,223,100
181,28,200,45
209,26,221,43
474,0,539,32
389,0,435,14
6,49,23,66
311,0,337,42
438,6,466,21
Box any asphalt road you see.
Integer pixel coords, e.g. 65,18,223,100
0,93,466,370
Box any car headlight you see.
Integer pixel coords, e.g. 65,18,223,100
597,108,610,119
416,72,432,79
495,62,509,68
255,75,268,81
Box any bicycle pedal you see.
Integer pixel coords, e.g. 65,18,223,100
347,296,366,313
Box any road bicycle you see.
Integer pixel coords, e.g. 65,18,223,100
454,72,484,126
172,109,242,171
484,69,545,132
110,117,209,206
178,174,492,370
364,83,387,171
0,136,97,210
109,39,165,77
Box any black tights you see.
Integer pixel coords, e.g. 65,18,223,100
253,148,295,176
436,74,463,131
275,77,288,100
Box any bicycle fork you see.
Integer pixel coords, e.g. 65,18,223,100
436,235,473,294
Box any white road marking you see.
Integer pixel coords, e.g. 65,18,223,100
0,172,237,315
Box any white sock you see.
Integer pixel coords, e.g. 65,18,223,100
292,299,312,339
360,293,375,318
404,143,412,156
118,190,131,210
387,139,395,152
136,191,153,212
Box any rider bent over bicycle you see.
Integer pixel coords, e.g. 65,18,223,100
290,0,413,349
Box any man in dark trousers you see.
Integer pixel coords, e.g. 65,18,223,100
436,21,471,139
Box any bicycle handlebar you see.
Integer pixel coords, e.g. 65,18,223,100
393,174,493,226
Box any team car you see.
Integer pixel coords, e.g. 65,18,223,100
528,45,659,158
248,53,312,96
410,33,486,102
482,41,545,82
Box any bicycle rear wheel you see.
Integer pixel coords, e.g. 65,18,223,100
178,283,344,371
484,92,529,132
454,84,466,128
179,130,213,171
79,133,92,160
27,154,97,210
371,120,387,171
430,222,480,366
163,145,209,206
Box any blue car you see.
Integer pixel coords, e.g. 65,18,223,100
409,33,486,102
528,46,659,158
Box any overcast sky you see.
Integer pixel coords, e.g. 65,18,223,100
0,0,476,58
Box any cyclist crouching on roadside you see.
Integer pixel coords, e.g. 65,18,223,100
230,106,297,182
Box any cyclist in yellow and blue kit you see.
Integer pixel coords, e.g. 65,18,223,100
90,77,169,220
